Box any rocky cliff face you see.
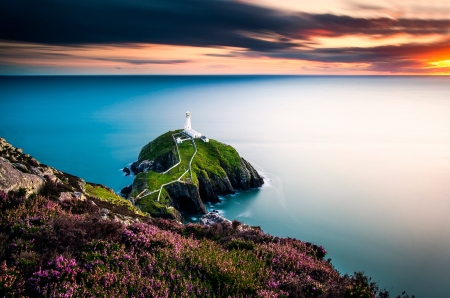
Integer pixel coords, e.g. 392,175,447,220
0,137,86,196
0,157,45,196
198,157,265,203
0,137,147,225
165,182,207,214
131,143,179,175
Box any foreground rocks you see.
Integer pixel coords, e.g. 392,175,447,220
200,211,231,226
0,137,87,196
0,157,45,196
0,137,146,225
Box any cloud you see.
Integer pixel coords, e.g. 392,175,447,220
95,58,190,65
1,0,449,52
204,53,239,58
1,0,450,74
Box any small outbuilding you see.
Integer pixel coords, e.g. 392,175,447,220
176,137,182,144
201,136,209,143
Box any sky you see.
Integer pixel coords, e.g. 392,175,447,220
1,0,450,75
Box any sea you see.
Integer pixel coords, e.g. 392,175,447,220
1,75,450,297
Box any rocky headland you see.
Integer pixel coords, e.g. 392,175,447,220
125,130,264,221
0,137,144,225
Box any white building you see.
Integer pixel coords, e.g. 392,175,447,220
183,111,202,138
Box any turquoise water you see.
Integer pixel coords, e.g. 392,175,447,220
1,75,450,297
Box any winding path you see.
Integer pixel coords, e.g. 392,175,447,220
133,132,197,204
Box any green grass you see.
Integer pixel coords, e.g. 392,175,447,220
134,134,196,213
192,139,241,178
137,191,170,215
138,130,182,162
134,131,243,213
141,137,195,191
85,184,144,215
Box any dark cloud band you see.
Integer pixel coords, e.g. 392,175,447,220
1,0,450,73
1,0,449,50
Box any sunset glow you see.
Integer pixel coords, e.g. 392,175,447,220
1,0,450,75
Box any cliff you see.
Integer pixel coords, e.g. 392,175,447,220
0,137,144,223
127,130,264,220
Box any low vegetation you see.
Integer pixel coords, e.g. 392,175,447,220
0,189,412,297
138,130,182,162
85,183,143,216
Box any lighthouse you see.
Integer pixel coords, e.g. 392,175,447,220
185,111,192,130
183,111,202,138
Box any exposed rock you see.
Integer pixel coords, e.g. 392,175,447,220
58,192,73,202
130,161,140,175
239,158,264,189
200,211,232,226
122,167,131,176
29,158,39,167
13,163,29,173
137,160,154,173
73,192,86,201
165,182,207,214
0,157,45,196
1,138,86,196
44,173,63,185
120,185,132,198
131,146,180,175
58,191,86,202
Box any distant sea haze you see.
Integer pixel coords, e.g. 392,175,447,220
1,75,450,297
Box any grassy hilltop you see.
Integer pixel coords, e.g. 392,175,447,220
131,130,249,217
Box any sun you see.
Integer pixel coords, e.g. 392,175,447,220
430,60,450,68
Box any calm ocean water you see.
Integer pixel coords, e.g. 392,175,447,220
1,75,450,297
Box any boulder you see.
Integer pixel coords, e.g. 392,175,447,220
73,192,86,201
120,185,132,197
58,192,73,202
137,160,153,173
0,157,45,196
58,191,87,202
44,173,62,185
200,211,232,226
122,167,131,176
13,163,29,173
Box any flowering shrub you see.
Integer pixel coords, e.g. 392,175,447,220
0,190,409,297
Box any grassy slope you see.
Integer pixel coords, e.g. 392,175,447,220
192,138,241,180
135,131,242,214
138,130,182,162
85,183,144,216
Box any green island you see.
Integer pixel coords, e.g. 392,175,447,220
128,129,258,221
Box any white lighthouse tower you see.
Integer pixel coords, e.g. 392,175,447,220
183,111,202,138
185,111,192,130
